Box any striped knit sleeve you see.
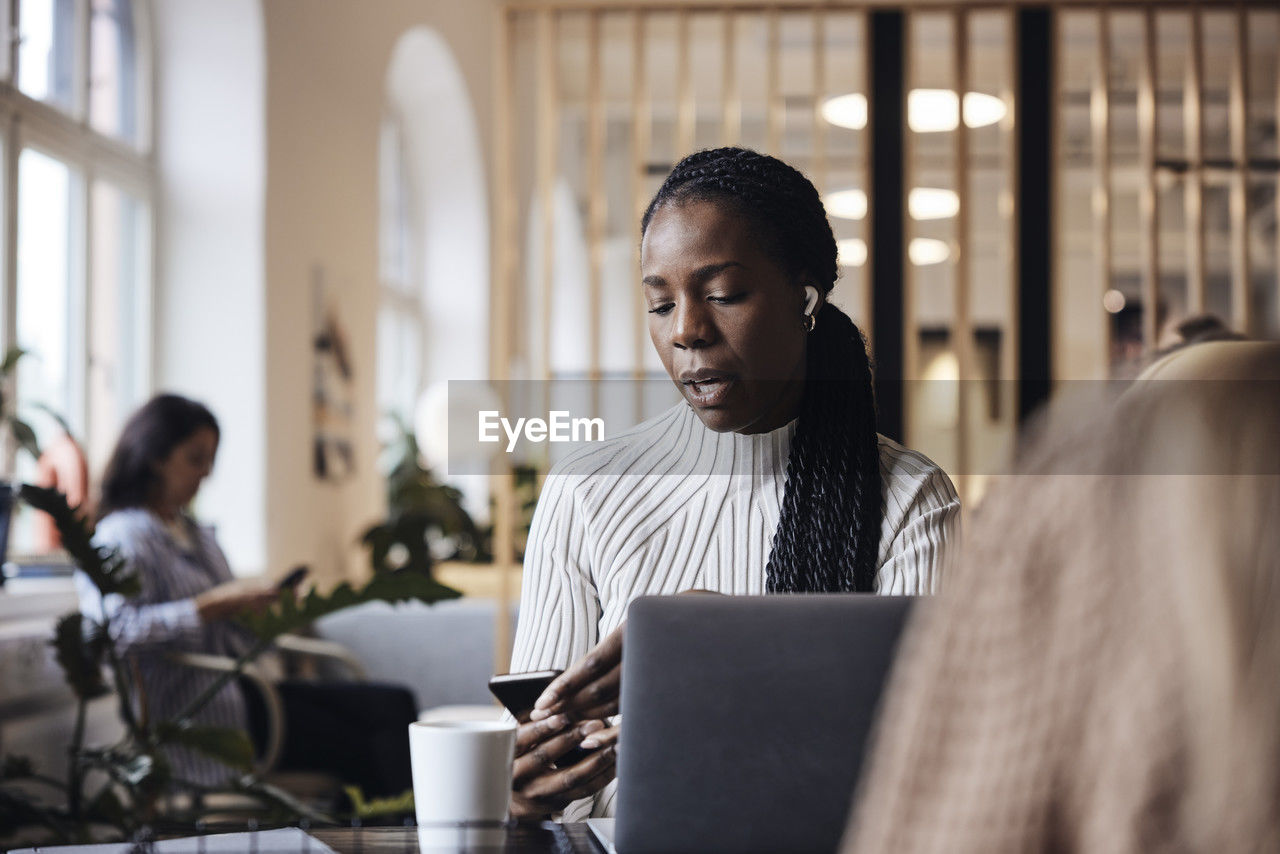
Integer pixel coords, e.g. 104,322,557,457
876,464,961,596
80,526,203,651
508,469,601,675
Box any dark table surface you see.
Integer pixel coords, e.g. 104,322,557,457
310,823,602,853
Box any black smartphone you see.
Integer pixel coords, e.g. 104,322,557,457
488,670,597,767
276,565,309,592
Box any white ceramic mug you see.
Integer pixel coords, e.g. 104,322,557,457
408,718,518,849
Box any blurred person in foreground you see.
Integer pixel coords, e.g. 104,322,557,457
843,340,1280,853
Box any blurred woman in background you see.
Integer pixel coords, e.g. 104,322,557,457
77,394,277,785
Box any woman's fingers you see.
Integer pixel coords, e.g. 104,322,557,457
514,715,570,755
530,623,625,720
562,665,622,719
511,750,618,821
558,749,618,802
579,723,619,750
512,720,604,785
518,745,617,802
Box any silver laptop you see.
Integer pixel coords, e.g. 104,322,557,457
610,594,914,854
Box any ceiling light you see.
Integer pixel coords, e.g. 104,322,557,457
1102,289,1126,314
820,93,868,130
826,187,958,221
908,188,960,220
909,238,950,266
823,189,867,220
820,90,1007,133
836,238,867,268
835,238,950,267
908,89,1007,132
961,91,1007,128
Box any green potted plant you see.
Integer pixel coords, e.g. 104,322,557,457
0,483,463,847
361,415,483,571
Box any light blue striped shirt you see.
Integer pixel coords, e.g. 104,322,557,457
77,508,252,787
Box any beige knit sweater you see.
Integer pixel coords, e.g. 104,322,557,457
844,342,1280,854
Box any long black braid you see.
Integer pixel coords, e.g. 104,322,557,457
642,147,883,593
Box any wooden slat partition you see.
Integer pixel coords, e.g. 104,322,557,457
631,11,651,417
490,5,518,674
812,8,828,194
722,11,741,146
1228,2,1251,334
1092,7,1113,358
1139,7,1159,347
766,8,782,155
676,9,695,157
587,11,605,417
488,2,1280,661
953,8,973,486
536,9,559,418
1184,5,1205,314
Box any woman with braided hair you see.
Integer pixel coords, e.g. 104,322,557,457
506,147,960,820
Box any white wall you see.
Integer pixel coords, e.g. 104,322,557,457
152,1,496,582
153,0,267,574
387,28,490,388
260,1,495,583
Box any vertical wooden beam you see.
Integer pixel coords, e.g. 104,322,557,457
631,11,650,417
812,7,827,194
869,9,905,443
587,11,605,418
676,8,694,158
1276,10,1280,335
859,9,874,347
1139,7,1160,347
536,9,559,414
722,10,740,146
1092,7,1113,373
1185,5,1206,314
902,12,918,425
1006,8,1020,394
1228,2,1251,334
490,6,517,675
1017,6,1054,419
953,8,972,490
766,7,781,155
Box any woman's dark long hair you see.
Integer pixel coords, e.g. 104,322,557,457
97,394,220,522
642,147,882,593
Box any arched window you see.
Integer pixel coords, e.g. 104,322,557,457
376,112,425,427
3,0,154,557
378,27,489,424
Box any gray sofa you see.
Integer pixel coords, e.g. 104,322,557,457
315,599,519,713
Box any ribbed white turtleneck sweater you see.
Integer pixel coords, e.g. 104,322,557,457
509,401,960,819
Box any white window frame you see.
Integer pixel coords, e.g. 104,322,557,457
0,0,154,550
377,111,426,426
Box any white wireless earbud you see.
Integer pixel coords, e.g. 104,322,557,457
802,286,821,317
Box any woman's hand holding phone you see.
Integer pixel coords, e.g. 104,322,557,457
529,622,625,723
509,715,617,819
